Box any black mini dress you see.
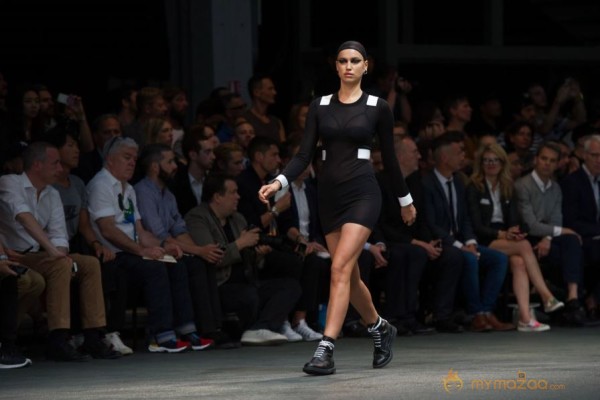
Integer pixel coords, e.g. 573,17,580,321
280,93,410,234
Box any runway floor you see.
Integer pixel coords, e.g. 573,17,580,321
2,326,599,400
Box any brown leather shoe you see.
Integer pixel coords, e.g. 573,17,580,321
470,314,492,332
486,313,515,331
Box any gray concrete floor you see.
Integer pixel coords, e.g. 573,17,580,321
2,327,599,400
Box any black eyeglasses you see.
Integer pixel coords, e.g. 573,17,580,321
103,136,123,158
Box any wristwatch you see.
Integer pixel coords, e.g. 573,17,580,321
270,206,279,217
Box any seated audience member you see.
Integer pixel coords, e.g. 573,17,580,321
561,135,600,318
216,93,247,143
141,117,174,147
123,86,168,146
185,174,301,345
515,142,587,325
47,129,131,355
86,137,211,352
276,140,328,341
134,144,227,345
0,242,32,369
287,101,310,140
422,132,512,332
378,135,464,334
170,127,216,217
505,121,535,175
507,151,524,181
213,142,246,177
0,142,120,361
467,144,564,332
162,85,189,155
236,136,314,342
73,114,122,183
232,118,255,167
243,75,286,143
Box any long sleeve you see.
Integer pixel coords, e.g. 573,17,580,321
466,183,499,244
376,100,411,204
278,100,320,187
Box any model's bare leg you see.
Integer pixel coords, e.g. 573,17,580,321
322,223,375,339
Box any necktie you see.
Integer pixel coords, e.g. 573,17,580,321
446,180,458,235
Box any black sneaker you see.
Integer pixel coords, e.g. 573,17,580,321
434,319,464,333
47,341,92,362
0,344,32,369
561,299,587,327
303,340,335,375
404,320,436,335
80,339,122,359
368,318,397,369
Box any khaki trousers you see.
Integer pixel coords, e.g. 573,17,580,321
22,252,106,331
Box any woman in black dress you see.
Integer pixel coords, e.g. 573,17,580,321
259,41,416,375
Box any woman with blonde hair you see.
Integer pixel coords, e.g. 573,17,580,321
142,117,174,147
466,143,564,332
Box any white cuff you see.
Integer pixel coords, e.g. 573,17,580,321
553,226,562,237
273,174,288,190
453,240,464,249
398,193,413,207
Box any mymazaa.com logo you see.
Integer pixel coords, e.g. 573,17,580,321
442,369,566,393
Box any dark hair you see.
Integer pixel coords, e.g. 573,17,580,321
201,173,235,203
442,94,470,120
247,136,279,162
138,143,172,174
247,74,271,100
536,141,562,159
91,114,120,134
44,126,79,149
505,120,534,138
22,141,55,171
336,40,368,59
431,131,465,154
182,124,210,161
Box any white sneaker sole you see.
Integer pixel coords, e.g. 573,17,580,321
148,344,188,353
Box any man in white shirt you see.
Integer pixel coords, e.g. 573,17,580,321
0,142,119,361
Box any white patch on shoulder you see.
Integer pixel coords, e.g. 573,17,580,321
320,95,332,105
366,95,378,106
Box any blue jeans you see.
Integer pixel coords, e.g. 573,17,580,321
460,246,508,314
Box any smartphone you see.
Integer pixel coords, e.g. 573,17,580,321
57,93,75,107
10,264,28,276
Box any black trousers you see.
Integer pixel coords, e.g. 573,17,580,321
538,235,584,291
219,277,301,332
582,237,600,301
0,276,18,345
181,255,222,334
382,243,428,321
420,244,464,321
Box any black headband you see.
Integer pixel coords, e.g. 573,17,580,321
336,41,367,60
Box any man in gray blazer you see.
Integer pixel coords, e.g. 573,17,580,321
185,173,301,345
515,141,586,325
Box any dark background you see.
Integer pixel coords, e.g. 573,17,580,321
2,0,600,123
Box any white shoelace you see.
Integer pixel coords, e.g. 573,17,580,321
313,340,334,358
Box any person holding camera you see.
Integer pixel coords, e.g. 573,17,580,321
259,41,416,375
185,173,300,346
0,142,120,361
467,143,564,332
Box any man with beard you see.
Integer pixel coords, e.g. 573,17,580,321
134,144,230,346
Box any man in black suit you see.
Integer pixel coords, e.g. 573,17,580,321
561,134,600,316
170,127,216,217
377,135,464,334
422,132,511,332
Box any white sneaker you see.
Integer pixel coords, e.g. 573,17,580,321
293,319,323,341
240,329,288,346
518,319,550,332
279,320,303,342
104,331,133,355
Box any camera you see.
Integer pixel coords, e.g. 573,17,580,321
10,264,28,277
248,224,306,257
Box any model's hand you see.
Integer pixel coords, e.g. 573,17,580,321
258,181,282,205
401,204,417,226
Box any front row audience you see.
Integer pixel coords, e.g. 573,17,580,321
2,125,600,369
